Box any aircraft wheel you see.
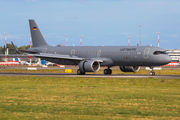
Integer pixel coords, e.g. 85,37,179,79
77,69,81,75
152,72,155,76
150,72,155,76
104,69,108,75
77,69,85,75
82,71,85,75
104,69,112,75
108,69,112,75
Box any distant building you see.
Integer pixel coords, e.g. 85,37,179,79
0,55,38,63
165,49,180,61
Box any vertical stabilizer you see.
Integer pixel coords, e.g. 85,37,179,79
29,20,49,47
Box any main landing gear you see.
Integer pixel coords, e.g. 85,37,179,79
149,66,155,76
104,68,112,75
77,67,112,75
77,69,85,75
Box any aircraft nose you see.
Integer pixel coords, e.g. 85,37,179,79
164,56,171,64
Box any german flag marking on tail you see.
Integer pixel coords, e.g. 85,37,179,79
33,27,37,30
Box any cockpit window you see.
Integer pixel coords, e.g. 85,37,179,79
153,51,167,55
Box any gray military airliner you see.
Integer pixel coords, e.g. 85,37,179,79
12,20,171,75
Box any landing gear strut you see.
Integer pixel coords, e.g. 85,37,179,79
104,67,112,75
149,66,155,76
77,69,85,75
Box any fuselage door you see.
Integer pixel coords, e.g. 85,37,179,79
97,50,101,57
70,49,75,57
144,48,150,59
42,48,47,53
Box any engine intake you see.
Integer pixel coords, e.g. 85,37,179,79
120,66,140,72
79,60,100,72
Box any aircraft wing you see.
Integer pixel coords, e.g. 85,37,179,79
29,53,84,61
29,53,105,62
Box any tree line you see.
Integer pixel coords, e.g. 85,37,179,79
0,43,31,54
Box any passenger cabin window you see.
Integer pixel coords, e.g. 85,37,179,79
153,51,167,55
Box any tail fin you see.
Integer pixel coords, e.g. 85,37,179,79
29,20,49,47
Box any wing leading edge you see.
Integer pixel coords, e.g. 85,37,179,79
29,53,105,62
29,53,84,61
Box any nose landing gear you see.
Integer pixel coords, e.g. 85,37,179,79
149,66,155,76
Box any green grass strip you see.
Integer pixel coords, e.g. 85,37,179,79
0,76,180,119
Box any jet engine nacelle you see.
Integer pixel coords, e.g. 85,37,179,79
79,60,100,72
119,66,140,72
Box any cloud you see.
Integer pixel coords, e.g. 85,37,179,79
26,0,37,2
55,35,64,39
0,34,4,40
119,32,131,36
49,33,56,36
85,36,95,39
161,39,169,43
0,34,20,40
69,38,75,42
7,35,20,40
136,35,146,38
141,35,146,38
170,34,178,38
45,34,64,39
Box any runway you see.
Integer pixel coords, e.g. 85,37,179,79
0,72,180,79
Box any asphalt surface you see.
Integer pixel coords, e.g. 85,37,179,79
0,66,180,79
0,72,180,79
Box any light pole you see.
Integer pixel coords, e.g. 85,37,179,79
65,34,68,46
139,25,142,46
4,33,7,61
127,36,131,46
80,35,83,46
156,31,160,47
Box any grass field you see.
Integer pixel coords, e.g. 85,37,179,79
0,76,180,119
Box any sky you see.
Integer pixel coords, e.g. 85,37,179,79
0,0,180,49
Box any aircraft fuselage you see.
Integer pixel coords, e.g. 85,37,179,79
28,45,171,67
